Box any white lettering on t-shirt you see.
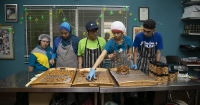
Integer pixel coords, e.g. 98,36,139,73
140,41,157,48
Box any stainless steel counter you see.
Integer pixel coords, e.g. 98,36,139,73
100,73,200,105
100,77,200,93
0,71,99,92
0,71,200,105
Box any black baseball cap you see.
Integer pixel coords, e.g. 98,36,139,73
86,21,98,30
143,19,156,29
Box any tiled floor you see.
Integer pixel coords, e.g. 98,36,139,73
0,90,199,105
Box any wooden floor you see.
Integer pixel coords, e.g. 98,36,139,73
0,90,199,105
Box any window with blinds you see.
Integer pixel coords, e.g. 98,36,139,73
77,8,102,39
25,6,128,56
26,10,49,54
52,9,76,42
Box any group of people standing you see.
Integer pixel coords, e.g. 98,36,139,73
28,19,163,105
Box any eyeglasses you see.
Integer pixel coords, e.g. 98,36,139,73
143,29,151,33
89,30,98,33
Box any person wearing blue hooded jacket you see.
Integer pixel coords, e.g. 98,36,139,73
49,22,80,68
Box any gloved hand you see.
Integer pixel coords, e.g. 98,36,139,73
130,65,137,70
87,69,96,81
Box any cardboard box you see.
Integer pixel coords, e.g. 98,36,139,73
29,93,52,105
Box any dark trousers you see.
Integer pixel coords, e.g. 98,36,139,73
14,92,29,105
112,92,133,105
138,91,155,105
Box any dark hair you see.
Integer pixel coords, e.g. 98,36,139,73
87,28,98,33
38,40,41,45
105,32,110,39
143,19,156,29
38,40,50,46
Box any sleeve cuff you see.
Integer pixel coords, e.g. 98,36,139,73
52,53,57,59
28,64,35,66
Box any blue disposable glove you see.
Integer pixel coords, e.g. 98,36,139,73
130,65,137,70
87,69,96,81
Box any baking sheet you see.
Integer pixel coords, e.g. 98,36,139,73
77,71,110,83
110,70,156,82
39,75,72,83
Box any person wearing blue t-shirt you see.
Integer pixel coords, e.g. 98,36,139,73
86,21,134,104
87,21,134,81
28,34,53,71
49,22,80,68
132,19,163,105
132,19,163,72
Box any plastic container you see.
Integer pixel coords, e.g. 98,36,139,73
149,70,152,78
153,62,157,73
149,61,156,71
104,59,110,71
156,74,163,84
162,74,168,84
169,71,175,81
178,71,188,77
162,64,169,74
149,61,152,71
149,70,154,78
116,53,130,74
172,69,178,80
153,72,157,80
151,62,155,72
156,64,163,75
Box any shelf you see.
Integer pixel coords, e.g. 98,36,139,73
179,48,187,51
181,1,200,5
179,47,200,53
187,64,200,66
181,17,200,21
180,33,200,36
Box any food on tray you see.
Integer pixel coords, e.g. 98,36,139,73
86,76,98,82
47,70,75,76
65,77,70,79
79,71,89,76
43,77,68,82
39,70,76,83
118,59,121,62
78,70,99,82
116,65,129,74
